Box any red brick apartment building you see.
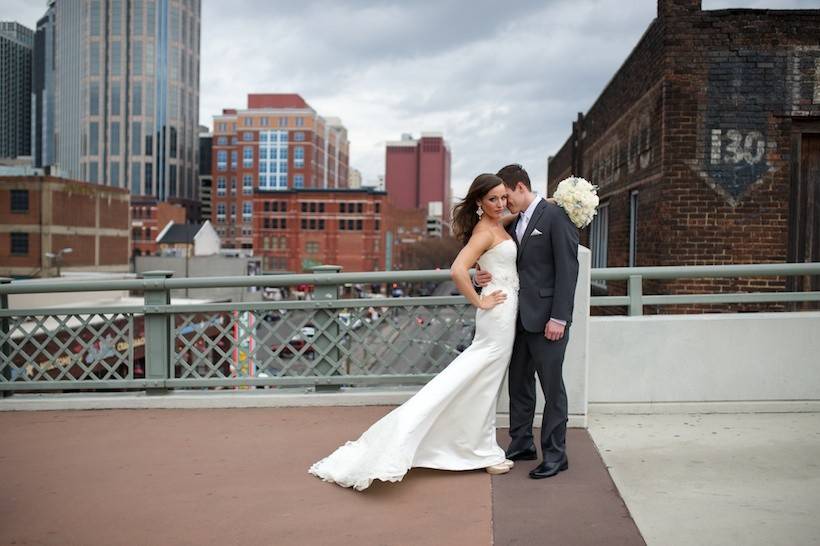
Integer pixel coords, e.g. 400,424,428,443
0,176,130,278
130,197,187,256
253,188,386,273
385,132,452,226
547,0,820,309
211,94,350,250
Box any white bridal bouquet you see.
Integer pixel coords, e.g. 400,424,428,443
552,176,600,229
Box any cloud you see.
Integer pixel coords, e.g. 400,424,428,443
199,0,666,197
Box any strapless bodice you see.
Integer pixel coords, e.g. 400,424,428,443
476,239,518,290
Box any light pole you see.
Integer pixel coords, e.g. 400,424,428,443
44,247,73,278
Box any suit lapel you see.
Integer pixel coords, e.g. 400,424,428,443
517,199,546,262
507,217,520,253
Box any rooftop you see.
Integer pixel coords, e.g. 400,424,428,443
2,402,817,545
157,223,203,245
247,93,310,110
0,405,644,546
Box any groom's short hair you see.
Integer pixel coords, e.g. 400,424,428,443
497,164,531,191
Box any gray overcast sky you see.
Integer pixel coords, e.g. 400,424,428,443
2,0,816,199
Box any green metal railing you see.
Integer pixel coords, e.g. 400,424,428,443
0,262,818,394
590,262,820,315
0,267,471,393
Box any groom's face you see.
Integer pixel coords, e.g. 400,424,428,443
505,182,526,214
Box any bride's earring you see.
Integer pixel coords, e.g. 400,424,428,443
476,204,483,217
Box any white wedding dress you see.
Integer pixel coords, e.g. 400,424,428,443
309,239,519,490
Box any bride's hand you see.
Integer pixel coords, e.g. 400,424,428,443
479,290,507,310
546,197,557,204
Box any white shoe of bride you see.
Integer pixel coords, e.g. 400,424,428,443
486,463,511,475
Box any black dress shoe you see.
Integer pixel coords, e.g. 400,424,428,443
505,446,538,461
528,457,569,479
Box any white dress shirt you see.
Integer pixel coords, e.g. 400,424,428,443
515,194,543,243
516,195,566,328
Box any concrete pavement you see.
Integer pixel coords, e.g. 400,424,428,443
589,413,820,546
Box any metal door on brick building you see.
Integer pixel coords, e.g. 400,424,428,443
789,126,820,296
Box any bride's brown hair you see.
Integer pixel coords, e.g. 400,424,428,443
451,173,505,246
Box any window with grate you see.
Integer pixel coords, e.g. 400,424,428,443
10,232,29,255
10,190,28,212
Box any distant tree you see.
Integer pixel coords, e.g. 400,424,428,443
401,236,463,270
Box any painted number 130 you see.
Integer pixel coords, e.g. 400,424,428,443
710,129,766,165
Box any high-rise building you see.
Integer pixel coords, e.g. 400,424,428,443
198,127,212,223
348,168,362,189
33,0,201,204
322,117,349,190
385,132,451,224
32,11,55,169
211,93,350,249
0,22,34,159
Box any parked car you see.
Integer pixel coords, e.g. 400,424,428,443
270,337,314,359
263,287,284,301
262,311,282,323
338,312,363,330
269,324,317,359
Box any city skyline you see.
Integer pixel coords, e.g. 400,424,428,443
3,0,817,201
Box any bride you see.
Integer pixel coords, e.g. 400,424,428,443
309,173,519,490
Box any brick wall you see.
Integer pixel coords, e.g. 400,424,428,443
253,190,387,273
548,0,820,313
0,176,130,276
99,196,130,230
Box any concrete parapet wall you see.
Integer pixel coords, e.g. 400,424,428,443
588,311,820,405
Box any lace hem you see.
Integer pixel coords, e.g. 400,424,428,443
308,439,411,491
308,463,406,491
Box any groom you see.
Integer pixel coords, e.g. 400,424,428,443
475,164,579,479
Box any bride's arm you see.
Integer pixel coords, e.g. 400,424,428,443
450,231,506,310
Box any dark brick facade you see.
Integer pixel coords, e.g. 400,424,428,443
253,188,386,273
547,0,820,313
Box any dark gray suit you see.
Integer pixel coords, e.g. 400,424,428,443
506,199,579,463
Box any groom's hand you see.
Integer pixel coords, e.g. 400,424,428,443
545,320,566,341
474,268,493,288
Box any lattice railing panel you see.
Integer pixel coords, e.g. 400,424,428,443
170,304,476,380
0,312,135,382
336,304,476,376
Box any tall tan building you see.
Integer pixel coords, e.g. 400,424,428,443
33,0,201,207
211,94,350,249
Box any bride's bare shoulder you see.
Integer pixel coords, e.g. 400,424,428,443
466,226,494,250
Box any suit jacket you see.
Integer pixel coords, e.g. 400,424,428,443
507,199,580,333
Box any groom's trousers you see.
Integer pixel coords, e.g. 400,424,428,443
507,320,570,464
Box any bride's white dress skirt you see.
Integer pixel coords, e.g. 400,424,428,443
309,240,519,490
